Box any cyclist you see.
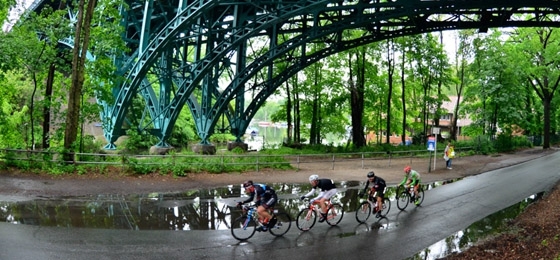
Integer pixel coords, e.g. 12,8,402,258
236,180,278,231
300,174,338,222
359,171,386,218
400,166,422,205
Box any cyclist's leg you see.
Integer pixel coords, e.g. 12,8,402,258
264,195,278,227
312,191,326,213
317,197,328,215
314,197,328,222
258,197,276,224
319,189,337,221
413,180,420,198
377,186,386,210
323,189,338,211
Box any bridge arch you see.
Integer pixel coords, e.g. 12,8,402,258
102,0,560,150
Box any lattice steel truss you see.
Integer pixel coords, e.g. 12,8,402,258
35,0,560,149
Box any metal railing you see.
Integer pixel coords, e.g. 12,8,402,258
0,147,473,172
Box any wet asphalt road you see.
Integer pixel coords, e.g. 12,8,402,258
1,152,559,260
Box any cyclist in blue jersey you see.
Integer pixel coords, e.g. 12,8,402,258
237,180,277,231
300,174,338,222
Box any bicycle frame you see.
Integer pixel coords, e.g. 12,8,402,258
408,186,418,200
305,199,341,222
306,200,332,216
297,198,344,231
232,204,291,241
368,189,382,205
242,206,257,229
396,184,424,211
366,189,388,213
242,205,278,228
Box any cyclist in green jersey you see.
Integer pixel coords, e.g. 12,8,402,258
400,166,421,205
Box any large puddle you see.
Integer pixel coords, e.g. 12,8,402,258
0,179,538,258
409,192,544,259
0,181,435,230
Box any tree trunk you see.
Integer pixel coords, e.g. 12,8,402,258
543,98,551,149
64,0,96,162
294,77,301,143
42,63,55,149
310,64,320,145
285,81,292,144
349,51,366,148
400,44,407,145
385,40,394,145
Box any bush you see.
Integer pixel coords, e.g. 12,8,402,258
494,134,532,153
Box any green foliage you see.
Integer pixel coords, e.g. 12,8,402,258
125,157,157,175
230,147,245,154
494,134,532,153
0,70,32,148
210,133,236,144
120,129,158,154
77,135,106,154
460,135,495,155
0,133,537,177
0,0,16,24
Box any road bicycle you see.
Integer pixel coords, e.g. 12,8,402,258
355,188,391,223
296,198,344,231
396,184,425,210
230,204,292,241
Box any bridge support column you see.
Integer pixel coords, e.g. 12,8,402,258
227,141,248,151
192,144,217,155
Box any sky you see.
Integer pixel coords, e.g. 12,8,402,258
2,0,34,31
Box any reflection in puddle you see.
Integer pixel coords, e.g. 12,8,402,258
0,178,480,233
0,182,366,230
410,192,544,260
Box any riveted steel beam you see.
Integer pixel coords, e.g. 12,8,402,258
30,0,559,150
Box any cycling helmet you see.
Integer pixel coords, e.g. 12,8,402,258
404,166,411,173
367,171,375,178
243,180,253,188
309,174,319,182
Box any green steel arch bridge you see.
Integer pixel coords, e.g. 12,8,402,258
30,0,560,153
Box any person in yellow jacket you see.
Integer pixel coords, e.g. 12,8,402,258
444,142,455,169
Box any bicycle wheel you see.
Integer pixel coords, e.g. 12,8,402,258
268,212,292,237
231,216,257,241
296,208,316,231
379,197,391,217
326,203,344,226
414,187,425,206
396,192,410,210
355,201,371,224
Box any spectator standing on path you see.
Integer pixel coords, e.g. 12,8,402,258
444,142,455,169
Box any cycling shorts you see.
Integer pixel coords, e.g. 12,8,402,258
372,185,386,199
316,188,338,201
258,194,277,209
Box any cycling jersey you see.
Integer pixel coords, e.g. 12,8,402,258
399,169,421,186
362,176,386,198
303,178,338,201
313,179,336,191
242,184,278,208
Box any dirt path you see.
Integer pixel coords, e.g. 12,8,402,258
0,147,555,199
1,147,559,259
